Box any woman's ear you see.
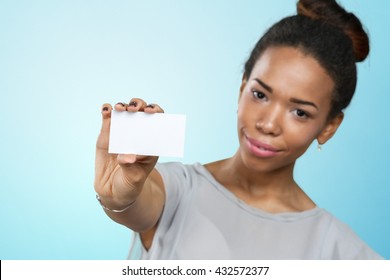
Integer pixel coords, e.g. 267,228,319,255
317,113,344,145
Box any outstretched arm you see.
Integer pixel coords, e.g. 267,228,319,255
94,98,165,233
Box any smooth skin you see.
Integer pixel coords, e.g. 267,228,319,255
94,46,344,250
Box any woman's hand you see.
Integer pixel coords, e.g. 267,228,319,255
94,98,165,212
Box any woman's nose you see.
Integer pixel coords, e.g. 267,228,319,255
255,105,283,136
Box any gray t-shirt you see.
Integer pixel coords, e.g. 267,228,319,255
128,162,382,259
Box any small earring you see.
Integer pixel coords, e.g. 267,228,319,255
317,143,322,152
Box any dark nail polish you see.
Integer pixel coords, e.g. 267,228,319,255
146,104,155,109
116,102,126,107
129,101,137,107
102,107,109,111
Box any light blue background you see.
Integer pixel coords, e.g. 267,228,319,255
0,0,389,259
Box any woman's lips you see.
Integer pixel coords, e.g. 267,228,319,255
245,135,281,158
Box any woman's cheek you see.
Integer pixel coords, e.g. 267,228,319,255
286,125,319,153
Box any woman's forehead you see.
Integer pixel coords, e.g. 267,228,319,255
249,46,334,97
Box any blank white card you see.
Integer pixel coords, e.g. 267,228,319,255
108,111,186,157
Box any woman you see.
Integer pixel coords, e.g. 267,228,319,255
94,0,383,259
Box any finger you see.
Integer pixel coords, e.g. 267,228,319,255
114,102,128,112
96,103,113,150
144,103,165,114
127,98,148,112
101,103,113,132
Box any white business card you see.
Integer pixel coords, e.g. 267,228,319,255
108,111,186,157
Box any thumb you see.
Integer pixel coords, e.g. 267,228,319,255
117,154,137,165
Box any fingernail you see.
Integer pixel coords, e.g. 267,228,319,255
146,104,155,109
102,107,109,111
116,102,126,107
129,101,137,107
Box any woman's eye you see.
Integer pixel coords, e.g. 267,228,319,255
295,109,309,118
253,90,266,100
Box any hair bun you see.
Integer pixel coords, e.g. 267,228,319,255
297,0,369,62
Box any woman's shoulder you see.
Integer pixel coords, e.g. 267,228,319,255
155,161,204,177
154,161,210,192
320,210,383,259
156,160,224,179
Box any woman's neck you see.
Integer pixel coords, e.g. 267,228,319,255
205,152,315,213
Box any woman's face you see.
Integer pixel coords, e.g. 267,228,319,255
237,46,342,172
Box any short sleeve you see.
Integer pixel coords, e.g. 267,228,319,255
320,215,384,260
135,162,196,259
155,162,194,216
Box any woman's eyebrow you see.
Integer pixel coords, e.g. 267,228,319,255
290,97,318,110
253,78,273,93
253,78,318,110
